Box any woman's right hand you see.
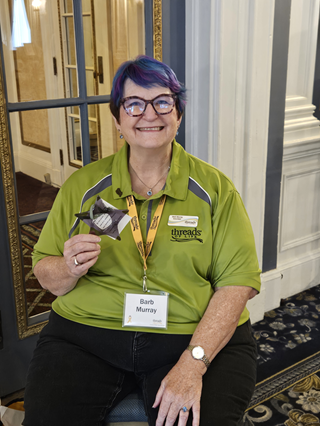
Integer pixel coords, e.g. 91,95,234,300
63,234,101,278
34,234,101,296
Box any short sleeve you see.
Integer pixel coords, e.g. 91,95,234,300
210,189,261,292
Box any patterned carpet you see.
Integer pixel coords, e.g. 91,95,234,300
20,223,57,316
17,172,59,315
245,284,320,425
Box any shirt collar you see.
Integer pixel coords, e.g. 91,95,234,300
112,140,189,201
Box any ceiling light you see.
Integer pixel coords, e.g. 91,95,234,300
32,0,41,10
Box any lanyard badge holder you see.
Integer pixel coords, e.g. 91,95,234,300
123,195,169,329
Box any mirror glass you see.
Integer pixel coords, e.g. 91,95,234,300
0,0,146,333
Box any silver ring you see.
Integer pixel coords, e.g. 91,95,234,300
182,406,188,413
74,256,80,266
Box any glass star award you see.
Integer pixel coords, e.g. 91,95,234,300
75,196,131,240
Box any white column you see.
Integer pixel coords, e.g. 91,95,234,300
277,0,320,299
186,0,275,322
284,0,320,143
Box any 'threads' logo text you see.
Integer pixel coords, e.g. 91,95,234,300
170,228,203,243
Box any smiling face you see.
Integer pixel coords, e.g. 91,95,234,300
113,79,182,153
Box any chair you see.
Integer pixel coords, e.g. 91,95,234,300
104,389,148,425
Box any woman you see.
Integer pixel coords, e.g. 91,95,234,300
23,55,261,426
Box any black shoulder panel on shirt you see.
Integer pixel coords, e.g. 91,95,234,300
68,174,112,238
188,177,212,208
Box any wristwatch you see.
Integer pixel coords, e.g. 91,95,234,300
187,345,210,368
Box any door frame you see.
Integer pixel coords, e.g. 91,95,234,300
0,0,162,339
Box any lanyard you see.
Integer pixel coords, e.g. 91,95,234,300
126,194,166,292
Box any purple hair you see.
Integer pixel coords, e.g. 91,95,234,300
110,55,186,122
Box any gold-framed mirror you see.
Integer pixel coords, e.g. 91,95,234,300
0,0,162,339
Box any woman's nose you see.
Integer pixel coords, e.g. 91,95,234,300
143,103,158,119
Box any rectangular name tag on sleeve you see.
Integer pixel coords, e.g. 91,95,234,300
123,292,169,329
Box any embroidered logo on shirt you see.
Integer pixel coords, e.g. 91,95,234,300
170,228,203,243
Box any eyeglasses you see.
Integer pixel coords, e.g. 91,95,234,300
120,94,177,117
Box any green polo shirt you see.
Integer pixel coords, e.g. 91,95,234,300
32,141,261,334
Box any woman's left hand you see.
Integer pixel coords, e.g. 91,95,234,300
153,351,205,426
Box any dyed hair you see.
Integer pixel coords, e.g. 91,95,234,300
110,55,186,123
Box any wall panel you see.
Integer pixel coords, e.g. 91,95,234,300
276,0,320,303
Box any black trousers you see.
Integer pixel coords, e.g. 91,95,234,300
23,311,257,426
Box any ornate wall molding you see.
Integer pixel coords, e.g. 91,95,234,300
284,0,320,144
277,0,320,297
279,169,320,252
153,0,162,61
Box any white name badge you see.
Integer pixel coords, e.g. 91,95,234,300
123,292,169,329
168,215,199,227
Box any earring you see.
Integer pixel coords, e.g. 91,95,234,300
176,129,179,136
118,129,124,139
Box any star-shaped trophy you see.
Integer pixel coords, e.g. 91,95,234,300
75,196,131,240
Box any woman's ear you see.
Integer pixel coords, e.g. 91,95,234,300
112,114,121,130
112,115,124,139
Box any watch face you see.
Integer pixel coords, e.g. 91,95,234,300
192,346,205,359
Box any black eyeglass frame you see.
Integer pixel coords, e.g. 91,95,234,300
120,94,177,117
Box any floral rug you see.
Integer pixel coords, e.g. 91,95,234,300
244,353,320,425
243,284,320,425
16,172,59,316
254,285,320,382
21,223,57,316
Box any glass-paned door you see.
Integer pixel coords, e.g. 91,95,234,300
61,0,99,166
0,0,147,338
60,0,146,175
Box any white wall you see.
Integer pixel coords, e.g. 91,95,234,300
186,0,320,323
186,0,275,323
278,0,320,301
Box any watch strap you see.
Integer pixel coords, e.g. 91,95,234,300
187,345,211,368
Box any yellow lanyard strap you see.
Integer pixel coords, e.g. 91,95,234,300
126,194,166,290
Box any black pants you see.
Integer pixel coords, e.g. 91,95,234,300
23,311,257,426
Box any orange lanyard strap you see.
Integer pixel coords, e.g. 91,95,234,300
126,194,166,290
